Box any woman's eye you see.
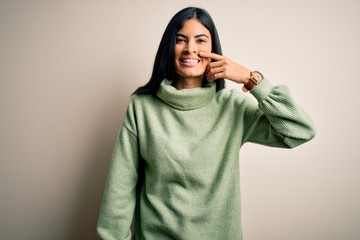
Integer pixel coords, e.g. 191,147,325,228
197,39,207,43
176,38,185,43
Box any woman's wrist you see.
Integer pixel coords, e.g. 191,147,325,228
242,71,264,92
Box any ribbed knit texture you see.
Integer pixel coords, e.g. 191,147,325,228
97,79,316,240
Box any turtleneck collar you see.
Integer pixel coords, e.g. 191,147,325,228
156,79,216,110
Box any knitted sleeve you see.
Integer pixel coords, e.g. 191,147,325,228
242,79,316,148
97,100,139,240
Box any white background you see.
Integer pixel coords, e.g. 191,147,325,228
0,0,359,239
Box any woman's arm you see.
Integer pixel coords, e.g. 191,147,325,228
97,103,140,240
199,51,316,147
242,79,316,148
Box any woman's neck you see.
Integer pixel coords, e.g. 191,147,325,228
173,76,203,90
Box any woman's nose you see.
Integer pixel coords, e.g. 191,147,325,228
184,48,198,54
184,41,197,54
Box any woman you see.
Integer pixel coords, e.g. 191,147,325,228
97,7,316,240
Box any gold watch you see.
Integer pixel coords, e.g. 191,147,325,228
242,71,264,92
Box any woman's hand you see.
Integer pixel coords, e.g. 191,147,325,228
199,52,251,84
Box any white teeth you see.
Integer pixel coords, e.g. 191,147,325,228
182,59,199,63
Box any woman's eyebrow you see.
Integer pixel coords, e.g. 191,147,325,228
176,33,188,38
194,34,209,38
176,33,209,38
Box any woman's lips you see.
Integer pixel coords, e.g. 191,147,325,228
180,58,201,67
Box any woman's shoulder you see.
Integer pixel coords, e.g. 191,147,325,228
129,93,157,104
126,93,162,113
216,88,253,105
214,88,258,116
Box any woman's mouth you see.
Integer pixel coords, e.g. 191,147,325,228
180,58,201,66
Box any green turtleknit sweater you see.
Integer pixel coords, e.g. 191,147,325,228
97,78,316,240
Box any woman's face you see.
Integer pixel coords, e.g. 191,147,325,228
174,19,212,82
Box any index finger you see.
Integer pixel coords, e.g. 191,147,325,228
199,52,223,61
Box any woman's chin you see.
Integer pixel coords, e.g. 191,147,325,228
176,70,206,80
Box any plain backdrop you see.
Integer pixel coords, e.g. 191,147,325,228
0,0,359,239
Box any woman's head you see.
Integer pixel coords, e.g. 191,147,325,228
174,18,212,85
134,7,225,95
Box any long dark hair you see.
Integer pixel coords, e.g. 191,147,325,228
133,7,225,95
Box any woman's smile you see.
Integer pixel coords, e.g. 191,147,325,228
180,57,201,66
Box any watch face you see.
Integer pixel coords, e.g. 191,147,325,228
252,71,263,82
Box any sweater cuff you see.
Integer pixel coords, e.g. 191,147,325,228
250,78,274,102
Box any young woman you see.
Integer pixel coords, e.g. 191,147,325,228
97,7,316,240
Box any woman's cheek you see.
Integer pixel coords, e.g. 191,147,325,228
203,58,211,69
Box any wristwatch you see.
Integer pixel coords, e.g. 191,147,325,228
242,71,264,92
